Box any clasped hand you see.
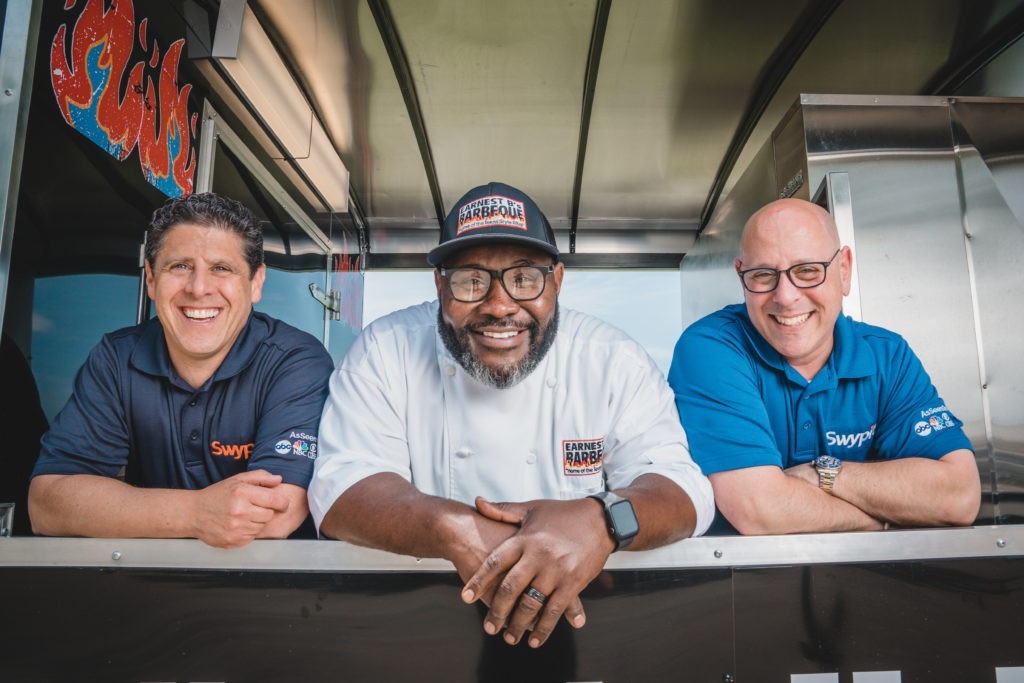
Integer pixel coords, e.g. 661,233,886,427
458,496,615,648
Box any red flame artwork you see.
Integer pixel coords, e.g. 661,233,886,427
50,0,196,197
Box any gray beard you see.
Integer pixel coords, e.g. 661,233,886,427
437,304,559,389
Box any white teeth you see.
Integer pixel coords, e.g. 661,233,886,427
772,312,810,326
481,330,519,339
184,308,218,320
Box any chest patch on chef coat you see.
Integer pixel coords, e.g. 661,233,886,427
562,437,605,476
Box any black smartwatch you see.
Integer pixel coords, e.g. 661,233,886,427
588,491,639,552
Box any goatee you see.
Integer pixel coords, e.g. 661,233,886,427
438,305,559,389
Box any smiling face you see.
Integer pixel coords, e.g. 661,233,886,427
145,222,265,388
435,243,563,388
736,198,852,380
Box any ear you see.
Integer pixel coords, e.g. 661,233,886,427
250,264,267,304
434,268,445,300
734,258,743,273
839,246,853,296
144,260,156,300
551,261,565,295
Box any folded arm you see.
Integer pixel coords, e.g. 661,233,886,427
795,449,980,528
28,469,303,548
711,465,884,535
317,472,520,582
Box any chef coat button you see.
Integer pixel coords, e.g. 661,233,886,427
526,451,537,465
446,365,456,377
455,448,471,459
546,377,556,388
802,422,810,430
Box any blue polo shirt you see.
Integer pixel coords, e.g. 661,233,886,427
669,304,972,477
34,311,334,494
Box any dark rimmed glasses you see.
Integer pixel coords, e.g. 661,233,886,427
439,265,554,303
737,248,841,293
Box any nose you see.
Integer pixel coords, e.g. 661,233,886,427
771,272,802,306
185,268,211,296
475,276,521,318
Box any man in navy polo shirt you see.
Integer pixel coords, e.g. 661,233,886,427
29,192,334,548
669,197,980,535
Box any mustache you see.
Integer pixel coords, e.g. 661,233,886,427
465,317,535,332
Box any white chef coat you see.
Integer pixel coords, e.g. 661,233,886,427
309,301,713,535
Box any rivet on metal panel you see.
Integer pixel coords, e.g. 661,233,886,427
997,538,1007,548
111,551,122,560
714,549,723,559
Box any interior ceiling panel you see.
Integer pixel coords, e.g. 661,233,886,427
245,0,1024,265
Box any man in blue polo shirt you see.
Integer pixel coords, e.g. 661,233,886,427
669,197,980,535
29,192,334,548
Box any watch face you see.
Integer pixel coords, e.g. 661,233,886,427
608,499,640,539
816,455,841,469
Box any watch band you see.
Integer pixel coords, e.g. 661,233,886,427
588,490,639,552
818,468,839,492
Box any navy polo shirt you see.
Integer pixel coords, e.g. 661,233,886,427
669,304,972,477
34,311,334,491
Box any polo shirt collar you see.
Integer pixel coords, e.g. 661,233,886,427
733,305,875,383
130,311,265,387
831,312,876,379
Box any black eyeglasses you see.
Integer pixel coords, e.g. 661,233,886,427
737,248,841,293
439,265,554,303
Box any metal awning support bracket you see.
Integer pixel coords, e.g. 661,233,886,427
309,283,341,321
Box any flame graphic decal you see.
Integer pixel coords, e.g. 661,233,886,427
334,233,363,331
50,0,196,197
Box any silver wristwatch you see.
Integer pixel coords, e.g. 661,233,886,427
814,455,842,493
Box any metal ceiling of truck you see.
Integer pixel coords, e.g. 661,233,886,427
242,0,1024,267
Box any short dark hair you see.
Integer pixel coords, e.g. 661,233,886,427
146,192,264,276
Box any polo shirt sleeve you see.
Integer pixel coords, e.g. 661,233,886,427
668,320,785,475
33,335,130,478
871,335,973,460
248,336,335,488
600,342,716,537
308,325,413,531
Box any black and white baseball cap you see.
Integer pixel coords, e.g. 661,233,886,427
426,182,559,266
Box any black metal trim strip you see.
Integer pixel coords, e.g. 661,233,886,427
569,0,613,254
366,0,445,228
921,4,1024,95
697,0,843,235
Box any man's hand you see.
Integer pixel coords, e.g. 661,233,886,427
784,461,819,487
461,496,614,649
189,469,293,548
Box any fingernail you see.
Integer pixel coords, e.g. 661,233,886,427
572,614,585,628
484,621,498,635
461,588,474,603
529,637,540,648
504,633,516,645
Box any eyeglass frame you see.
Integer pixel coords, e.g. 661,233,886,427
736,248,842,293
438,264,556,303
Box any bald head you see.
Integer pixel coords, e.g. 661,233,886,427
739,198,840,259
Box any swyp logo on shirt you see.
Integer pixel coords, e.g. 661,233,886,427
211,441,254,461
826,424,876,449
562,437,605,476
